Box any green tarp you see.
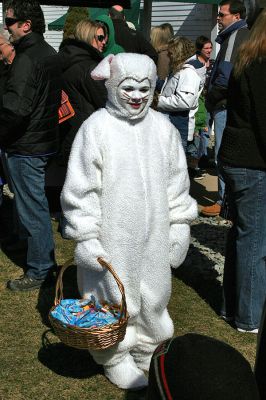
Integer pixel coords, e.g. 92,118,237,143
48,0,141,31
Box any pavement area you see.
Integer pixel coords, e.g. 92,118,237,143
190,169,218,211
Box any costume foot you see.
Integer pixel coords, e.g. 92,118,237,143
131,353,152,372
104,355,148,389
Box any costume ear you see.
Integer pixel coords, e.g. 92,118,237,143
91,54,115,80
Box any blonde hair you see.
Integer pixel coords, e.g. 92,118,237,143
168,36,195,73
234,9,266,77
150,24,174,51
74,19,105,45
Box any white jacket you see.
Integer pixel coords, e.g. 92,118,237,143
158,64,202,140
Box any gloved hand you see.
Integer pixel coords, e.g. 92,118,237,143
169,224,190,269
74,238,110,271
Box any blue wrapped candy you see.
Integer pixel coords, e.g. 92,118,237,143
51,296,120,328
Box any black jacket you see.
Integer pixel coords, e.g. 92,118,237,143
206,20,249,112
112,19,158,64
57,39,107,165
0,32,61,155
218,59,266,169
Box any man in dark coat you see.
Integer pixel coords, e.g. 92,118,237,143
0,0,61,291
201,0,249,217
108,5,158,64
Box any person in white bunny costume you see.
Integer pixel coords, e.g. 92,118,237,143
61,53,198,390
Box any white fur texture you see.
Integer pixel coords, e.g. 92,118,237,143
61,53,198,372
91,52,157,120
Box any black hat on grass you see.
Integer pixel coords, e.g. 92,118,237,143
146,333,259,400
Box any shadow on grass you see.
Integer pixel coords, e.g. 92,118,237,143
191,222,228,255
38,329,103,378
124,388,147,400
172,245,223,316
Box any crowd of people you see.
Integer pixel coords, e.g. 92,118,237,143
0,0,266,397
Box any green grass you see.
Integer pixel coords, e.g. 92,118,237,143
0,217,257,400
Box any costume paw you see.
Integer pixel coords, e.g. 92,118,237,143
74,238,109,271
104,354,148,389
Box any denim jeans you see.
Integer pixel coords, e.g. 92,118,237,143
213,109,226,204
220,164,266,330
6,154,56,279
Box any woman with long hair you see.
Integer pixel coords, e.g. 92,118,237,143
150,23,174,81
157,36,202,151
57,19,108,166
218,9,266,333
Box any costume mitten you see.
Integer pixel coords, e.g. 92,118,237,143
74,238,110,271
169,224,190,268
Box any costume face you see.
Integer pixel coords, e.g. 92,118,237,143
217,5,240,31
92,27,106,53
117,78,151,116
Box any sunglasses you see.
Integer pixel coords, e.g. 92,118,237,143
5,17,21,27
217,12,231,17
96,35,106,43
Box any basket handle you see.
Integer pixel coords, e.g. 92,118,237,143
54,257,128,323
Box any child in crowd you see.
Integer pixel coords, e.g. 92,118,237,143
157,36,202,152
61,53,197,390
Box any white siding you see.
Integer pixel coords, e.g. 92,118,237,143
42,5,68,51
141,1,214,42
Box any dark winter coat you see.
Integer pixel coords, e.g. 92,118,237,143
206,20,249,112
0,32,61,155
112,19,158,64
218,59,266,169
57,39,107,165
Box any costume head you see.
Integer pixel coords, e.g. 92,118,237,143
146,334,260,400
91,53,157,120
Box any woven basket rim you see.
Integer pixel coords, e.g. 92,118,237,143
49,257,129,349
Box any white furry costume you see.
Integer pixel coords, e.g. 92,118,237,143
61,53,198,389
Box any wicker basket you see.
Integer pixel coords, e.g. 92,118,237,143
49,257,129,350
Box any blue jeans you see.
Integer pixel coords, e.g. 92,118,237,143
213,109,226,204
6,155,56,279
220,164,266,330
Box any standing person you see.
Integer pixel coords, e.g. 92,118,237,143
0,0,62,291
95,15,124,56
150,23,174,82
108,5,158,64
201,0,249,217
57,20,107,166
61,53,197,389
218,9,266,333
157,36,201,152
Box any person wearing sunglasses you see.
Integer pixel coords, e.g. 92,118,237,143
0,0,62,291
201,0,249,218
96,14,124,56
57,20,108,168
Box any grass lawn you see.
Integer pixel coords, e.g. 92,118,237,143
0,202,258,400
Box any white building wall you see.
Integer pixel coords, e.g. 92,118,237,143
142,1,214,42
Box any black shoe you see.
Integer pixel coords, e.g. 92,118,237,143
7,274,46,291
189,168,205,180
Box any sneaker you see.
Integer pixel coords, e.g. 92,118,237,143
237,327,258,334
7,274,46,291
194,169,206,181
188,168,206,180
201,203,221,217
221,315,234,322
